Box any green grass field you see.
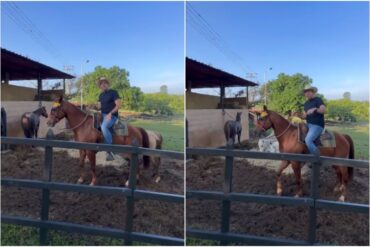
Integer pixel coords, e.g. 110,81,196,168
327,123,369,160
130,116,184,152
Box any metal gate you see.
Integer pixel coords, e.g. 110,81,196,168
186,147,369,245
1,135,184,246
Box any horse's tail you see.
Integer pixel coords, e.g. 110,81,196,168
343,134,354,180
156,133,163,150
139,128,150,169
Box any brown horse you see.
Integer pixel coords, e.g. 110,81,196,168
252,106,354,202
46,95,160,186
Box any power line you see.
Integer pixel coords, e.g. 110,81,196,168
3,2,67,64
186,3,254,75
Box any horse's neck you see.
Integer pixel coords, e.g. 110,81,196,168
270,112,293,139
64,103,88,127
32,108,42,116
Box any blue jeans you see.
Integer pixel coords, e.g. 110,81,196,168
101,114,118,144
305,123,323,155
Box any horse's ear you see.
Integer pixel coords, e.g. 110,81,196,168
58,94,64,103
263,105,268,111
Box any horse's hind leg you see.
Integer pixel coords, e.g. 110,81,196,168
338,166,349,202
152,156,161,183
292,161,303,197
77,150,86,184
333,165,342,193
276,160,290,196
87,150,97,186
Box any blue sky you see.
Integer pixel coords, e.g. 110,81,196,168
187,1,369,101
1,1,184,94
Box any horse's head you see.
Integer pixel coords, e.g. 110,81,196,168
47,95,66,127
251,105,274,132
40,106,48,118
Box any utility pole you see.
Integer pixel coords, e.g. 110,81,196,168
63,65,74,95
263,68,272,105
80,60,90,109
246,72,257,107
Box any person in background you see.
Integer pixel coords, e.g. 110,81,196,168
97,77,121,161
302,86,326,156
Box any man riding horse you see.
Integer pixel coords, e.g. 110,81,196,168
303,85,326,156
97,77,121,161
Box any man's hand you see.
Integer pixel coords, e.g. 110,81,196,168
306,108,317,115
105,113,112,120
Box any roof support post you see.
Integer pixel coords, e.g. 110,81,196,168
220,85,225,110
4,72,10,84
37,74,42,107
63,79,66,95
246,86,249,108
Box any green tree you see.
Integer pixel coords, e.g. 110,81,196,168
264,73,313,114
343,92,351,100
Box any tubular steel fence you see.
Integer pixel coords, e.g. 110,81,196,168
1,133,184,246
186,147,369,245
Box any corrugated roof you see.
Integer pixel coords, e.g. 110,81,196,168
1,48,74,81
186,57,258,88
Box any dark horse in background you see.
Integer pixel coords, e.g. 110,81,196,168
47,95,162,186
224,112,242,146
252,106,355,202
21,106,48,138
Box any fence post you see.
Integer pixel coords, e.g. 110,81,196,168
124,150,139,245
307,156,320,245
40,128,54,245
220,145,234,245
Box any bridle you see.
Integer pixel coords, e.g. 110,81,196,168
51,104,91,131
258,114,292,139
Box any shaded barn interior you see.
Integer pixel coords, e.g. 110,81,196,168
186,57,258,148
1,48,74,137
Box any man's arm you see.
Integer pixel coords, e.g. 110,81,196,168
110,99,121,114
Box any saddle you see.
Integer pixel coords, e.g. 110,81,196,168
297,123,336,148
92,112,129,136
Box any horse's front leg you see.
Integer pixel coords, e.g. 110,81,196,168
87,150,97,186
276,160,290,196
291,161,303,197
77,150,86,184
237,132,241,145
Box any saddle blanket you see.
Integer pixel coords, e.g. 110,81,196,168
298,123,336,148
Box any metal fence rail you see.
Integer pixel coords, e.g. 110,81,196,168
186,147,369,245
1,136,184,246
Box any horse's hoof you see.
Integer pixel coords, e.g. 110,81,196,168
125,180,129,187
77,178,84,184
294,194,301,198
155,176,161,183
339,195,345,202
89,182,95,186
276,189,283,196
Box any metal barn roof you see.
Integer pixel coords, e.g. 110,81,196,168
1,48,74,81
186,57,258,89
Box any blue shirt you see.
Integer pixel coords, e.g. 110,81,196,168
99,89,120,117
304,97,325,128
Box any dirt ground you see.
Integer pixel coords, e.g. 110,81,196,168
1,146,184,240
186,156,369,245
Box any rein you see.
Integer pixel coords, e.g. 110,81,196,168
62,111,90,131
275,121,292,138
